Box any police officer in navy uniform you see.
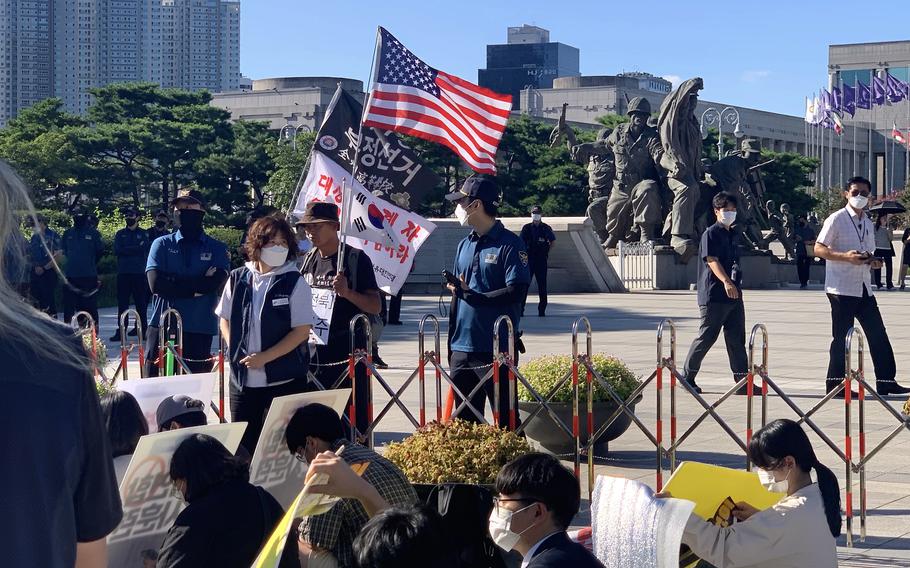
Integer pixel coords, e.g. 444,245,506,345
520,205,556,317
61,210,104,326
147,209,172,242
145,189,230,376
446,175,530,429
28,213,62,316
110,206,151,340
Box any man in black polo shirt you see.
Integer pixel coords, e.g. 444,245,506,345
520,205,556,317
681,192,748,395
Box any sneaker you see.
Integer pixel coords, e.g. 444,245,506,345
108,331,122,342
799,284,807,289
683,378,702,394
373,355,389,370
128,327,139,337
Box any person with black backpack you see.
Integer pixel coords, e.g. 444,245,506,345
296,201,381,438
216,216,314,454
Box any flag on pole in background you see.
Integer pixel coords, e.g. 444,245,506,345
363,26,512,174
842,83,856,116
856,80,872,110
886,71,909,103
872,75,887,106
892,122,906,145
831,86,843,114
804,97,816,124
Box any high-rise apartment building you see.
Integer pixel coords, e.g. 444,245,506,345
0,0,240,124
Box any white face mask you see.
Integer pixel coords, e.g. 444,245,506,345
757,467,791,494
259,245,289,267
531,214,542,223
848,195,869,210
488,503,537,552
455,203,472,227
719,210,737,227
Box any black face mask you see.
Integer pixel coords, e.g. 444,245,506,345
125,217,137,228
176,209,204,239
798,221,806,227
155,220,167,229
72,216,87,229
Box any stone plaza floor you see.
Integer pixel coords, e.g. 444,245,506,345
96,286,910,566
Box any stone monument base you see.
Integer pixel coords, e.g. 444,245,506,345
653,249,826,290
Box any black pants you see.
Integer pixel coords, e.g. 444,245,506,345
826,289,895,389
312,341,369,438
388,292,403,324
144,326,215,377
63,276,99,328
30,270,58,316
873,255,894,288
230,378,309,455
683,300,748,383
522,260,548,316
116,272,149,330
796,256,812,286
450,350,520,429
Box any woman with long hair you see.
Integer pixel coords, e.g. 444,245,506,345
0,160,123,567
680,419,840,567
99,390,149,484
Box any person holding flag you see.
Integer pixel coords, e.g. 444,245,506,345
297,201,380,437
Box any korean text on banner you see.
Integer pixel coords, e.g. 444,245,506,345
248,389,351,509
308,288,335,346
108,422,248,568
294,150,436,295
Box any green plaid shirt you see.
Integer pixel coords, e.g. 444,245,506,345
299,440,418,567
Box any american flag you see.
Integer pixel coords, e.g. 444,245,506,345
363,27,512,174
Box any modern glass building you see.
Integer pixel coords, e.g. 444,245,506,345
478,25,579,109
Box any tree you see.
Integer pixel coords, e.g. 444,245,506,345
264,132,314,213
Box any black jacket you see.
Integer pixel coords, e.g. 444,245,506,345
157,479,284,568
526,532,605,568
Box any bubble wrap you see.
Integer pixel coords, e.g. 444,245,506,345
591,475,695,568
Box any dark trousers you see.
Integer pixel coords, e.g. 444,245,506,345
312,341,369,438
116,272,149,330
144,326,215,377
826,289,895,389
63,276,99,328
522,260,548,315
797,256,812,286
30,269,58,316
450,350,520,429
388,292,403,324
873,256,894,288
683,300,748,383
230,378,308,455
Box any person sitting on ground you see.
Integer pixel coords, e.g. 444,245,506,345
676,418,839,568
353,505,456,568
284,403,418,568
100,390,149,484
492,453,605,567
156,394,207,431
157,434,286,568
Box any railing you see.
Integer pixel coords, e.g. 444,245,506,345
618,240,656,290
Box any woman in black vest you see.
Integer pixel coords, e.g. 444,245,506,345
216,216,315,454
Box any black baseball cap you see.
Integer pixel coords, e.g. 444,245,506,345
170,188,206,210
156,395,205,430
444,175,500,207
297,201,340,225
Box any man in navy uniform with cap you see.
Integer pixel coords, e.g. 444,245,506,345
446,175,530,429
145,189,230,376
110,206,151,340
520,205,556,317
61,210,104,326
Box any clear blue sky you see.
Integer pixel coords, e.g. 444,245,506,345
241,0,910,117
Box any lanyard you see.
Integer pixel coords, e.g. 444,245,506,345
846,210,867,247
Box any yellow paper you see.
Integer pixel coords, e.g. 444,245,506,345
663,462,784,521
251,462,370,568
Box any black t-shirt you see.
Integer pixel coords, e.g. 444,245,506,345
302,247,378,354
697,223,741,306
0,323,123,567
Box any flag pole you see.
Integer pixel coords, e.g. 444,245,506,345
905,65,909,189
338,27,382,274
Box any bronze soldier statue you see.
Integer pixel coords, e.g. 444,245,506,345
600,97,664,250
551,105,614,244
658,77,705,261
708,138,768,250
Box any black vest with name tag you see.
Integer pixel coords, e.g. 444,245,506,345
227,267,308,390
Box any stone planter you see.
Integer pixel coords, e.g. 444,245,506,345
519,395,642,455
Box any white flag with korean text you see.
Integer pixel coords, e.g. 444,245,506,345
294,150,436,296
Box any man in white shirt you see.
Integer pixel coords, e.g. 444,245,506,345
490,453,604,568
814,176,910,396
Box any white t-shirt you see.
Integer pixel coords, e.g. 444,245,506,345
216,260,315,388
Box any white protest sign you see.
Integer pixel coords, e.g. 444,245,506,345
308,287,335,346
108,422,247,568
294,150,436,296
248,388,351,509
116,372,217,433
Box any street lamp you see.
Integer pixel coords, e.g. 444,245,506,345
700,106,743,157
278,123,312,151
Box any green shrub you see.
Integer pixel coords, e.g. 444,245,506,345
384,419,531,485
518,354,641,403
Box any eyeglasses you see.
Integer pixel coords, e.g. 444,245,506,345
848,189,871,197
294,452,307,463
492,496,537,515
